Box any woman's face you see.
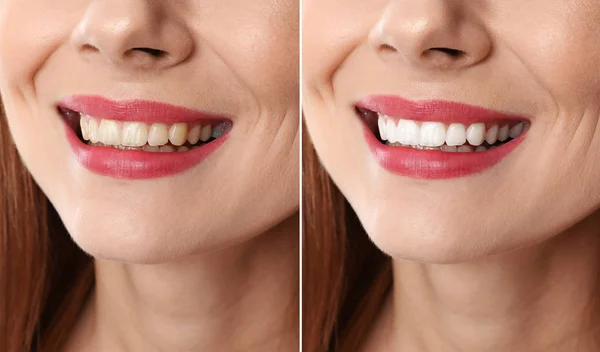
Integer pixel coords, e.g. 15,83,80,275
0,0,298,263
303,0,600,262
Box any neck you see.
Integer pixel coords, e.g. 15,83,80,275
389,211,600,352
71,213,299,352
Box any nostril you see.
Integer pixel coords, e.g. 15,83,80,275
131,47,167,57
430,47,464,58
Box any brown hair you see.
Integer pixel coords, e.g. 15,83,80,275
302,123,393,352
0,103,94,352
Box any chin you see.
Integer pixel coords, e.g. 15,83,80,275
356,208,520,264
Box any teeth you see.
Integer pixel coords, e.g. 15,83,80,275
476,146,488,152
378,116,387,141
509,122,524,139
445,123,467,146
169,123,188,146
386,119,397,143
148,123,170,146
498,125,510,141
188,125,202,145
419,122,446,147
212,122,227,138
78,115,226,151
458,145,474,153
80,117,89,140
440,145,458,152
200,125,212,142
178,146,189,152
98,119,122,146
88,118,99,143
485,125,499,145
466,123,485,146
376,114,528,152
160,145,175,152
122,122,149,147
396,119,420,145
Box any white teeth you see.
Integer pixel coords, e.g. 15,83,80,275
386,119,397,143
188,125,202,145
121,122,149,147
88,118,99,143
148,123,169,146
396,119,420,145
169,123,188,146
98,119,122,146
509,122,524,139
498,125,510,141
466,123,485,146
378,116,387,141
485,125,499,145
80,117,90,141
445,123,467,146
419,122,446,147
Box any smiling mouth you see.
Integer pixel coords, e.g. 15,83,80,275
357,107,529,153
58,106,230,152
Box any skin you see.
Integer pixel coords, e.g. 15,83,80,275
303,0,600,350
0,0,298,351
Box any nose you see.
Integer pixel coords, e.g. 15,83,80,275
369,0,492,71
70,0,194,71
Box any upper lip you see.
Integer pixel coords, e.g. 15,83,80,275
57,95,231,123
355,95,530,124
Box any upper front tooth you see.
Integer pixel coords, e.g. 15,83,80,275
386,119,397,143
446,123,467,146
80,117,90,141
188,125,202,144
169,123,188,146
88,118,99,143
200,125,212,142
509,122,524,138
485,124,499,145
148,123,169,146
121,122,149,147
396,119,420,145
466,123,485,146
98,119,122,146
419,122,446,147
378,115,387,141
498,125,510,141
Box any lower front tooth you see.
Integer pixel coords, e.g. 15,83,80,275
458,145,474,152
441,145,458,152
160,145,175,152
142,145,160,152
178,146,190,152
476,146,487,152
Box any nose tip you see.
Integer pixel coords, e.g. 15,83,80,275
71,2,194,71
369,2,492,71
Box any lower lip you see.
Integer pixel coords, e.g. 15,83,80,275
364,126,525,179
65,125,227,180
